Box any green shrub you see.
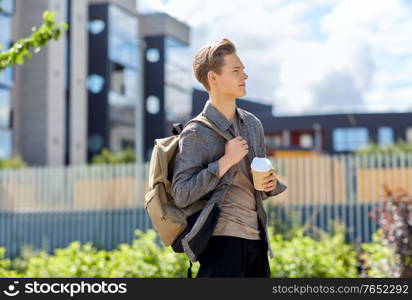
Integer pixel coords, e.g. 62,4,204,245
22,242,109,278
0,248,21,277
91,148,135,165
268,226,359,278
2,230,198,278
105,230,197,277
0,227,400,278
361,229,400,277
0,156,26,169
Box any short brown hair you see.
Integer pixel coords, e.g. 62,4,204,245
192,38,236,91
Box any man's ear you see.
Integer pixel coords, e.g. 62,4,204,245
207,70,216,87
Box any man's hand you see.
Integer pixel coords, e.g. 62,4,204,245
261,168,277,193
223,136,249,166
218,136,249,178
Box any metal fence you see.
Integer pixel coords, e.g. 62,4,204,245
0,153,410,258
0,164,152,258
267,153,412,244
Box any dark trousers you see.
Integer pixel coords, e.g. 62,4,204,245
196,235,271,277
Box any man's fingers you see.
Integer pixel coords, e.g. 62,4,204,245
263,174,276,181
263,180,275,188
263,181,276,190
263,180,275,187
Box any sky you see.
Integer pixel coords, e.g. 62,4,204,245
138,0,412,116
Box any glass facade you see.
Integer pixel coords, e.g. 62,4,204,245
0,0,14,14
108,5,138,68
0,13,12,87
164,36,191,124
107,4,139,152
0,0,14,159
333,127,369,152
378,127,394,146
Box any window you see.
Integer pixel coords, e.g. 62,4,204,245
146,48,160,63
0,3,13,160
88,134,104,152
109,66,137,107
333,127,368,152
0,15,11,46
0,15,13,87
299,134,313,148
0,88,11,128
378,127,394,146
164,36,191,123
102,4,140,155
111,62,125,95
146,96,160,114
406,127,412,143
0,0,14,15
0,67,12,89
107,5,138,108
0,129,12,159
108,5,138,68
87,74,105,94
267,135,282,146
88,19,105,35
121,139,134,149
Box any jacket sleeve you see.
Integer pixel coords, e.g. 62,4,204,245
256,119,287,201
171,124,229,209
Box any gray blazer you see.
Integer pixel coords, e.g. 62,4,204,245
171,99,287,263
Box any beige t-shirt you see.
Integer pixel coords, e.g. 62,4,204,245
212,112,261,240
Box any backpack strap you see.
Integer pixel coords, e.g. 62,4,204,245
186,115,232,141
172,123,183,135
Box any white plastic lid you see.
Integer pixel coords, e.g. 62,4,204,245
251,157,272,172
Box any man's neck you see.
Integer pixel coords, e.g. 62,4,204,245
209,94,237,121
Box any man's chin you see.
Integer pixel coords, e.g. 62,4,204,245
227,90,246,99
239,90,247,97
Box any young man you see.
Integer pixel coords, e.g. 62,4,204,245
171,38,287,277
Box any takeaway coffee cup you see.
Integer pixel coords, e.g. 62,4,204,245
251,157,273,191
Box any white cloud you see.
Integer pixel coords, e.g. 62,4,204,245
138,0,412,115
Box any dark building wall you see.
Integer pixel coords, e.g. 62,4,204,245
88,4,110,161
143,36,165,162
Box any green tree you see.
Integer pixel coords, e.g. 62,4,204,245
0,10,68,70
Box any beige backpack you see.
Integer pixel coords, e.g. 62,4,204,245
144,115,231,247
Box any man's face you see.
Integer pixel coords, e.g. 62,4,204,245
210,53,248,98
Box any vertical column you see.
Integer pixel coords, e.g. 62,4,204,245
69,0,88,164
